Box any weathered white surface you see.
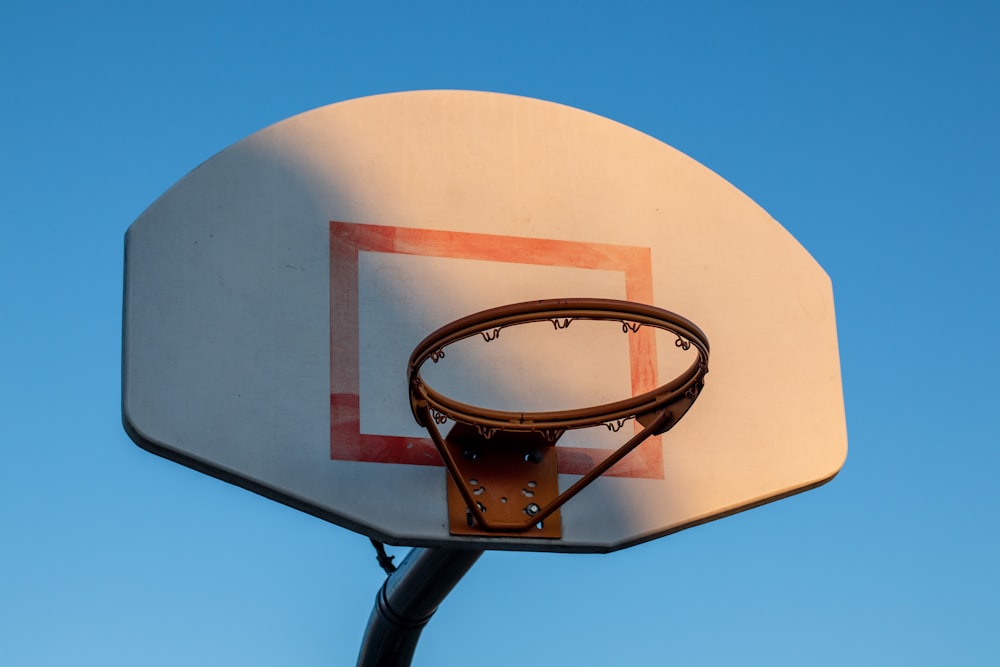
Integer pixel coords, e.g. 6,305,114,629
123,91,846,552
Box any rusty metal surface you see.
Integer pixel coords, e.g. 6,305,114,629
408,298,710,539
442,424,562,538
409,298,709,436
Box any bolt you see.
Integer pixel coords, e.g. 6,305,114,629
526,450,544,463
525,503,540,516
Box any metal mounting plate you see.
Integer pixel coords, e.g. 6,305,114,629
443,424,562,538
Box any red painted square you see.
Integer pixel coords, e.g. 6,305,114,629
330,221,664,479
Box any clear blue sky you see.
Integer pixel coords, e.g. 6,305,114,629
2,2,998,665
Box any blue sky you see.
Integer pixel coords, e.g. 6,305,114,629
2,2,998,665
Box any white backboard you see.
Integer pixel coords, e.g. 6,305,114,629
123,90,846,552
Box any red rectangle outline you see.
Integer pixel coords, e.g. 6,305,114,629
330,221,663,479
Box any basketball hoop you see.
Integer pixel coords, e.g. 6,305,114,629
407,298,709,536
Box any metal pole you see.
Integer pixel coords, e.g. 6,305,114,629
357,547,484,667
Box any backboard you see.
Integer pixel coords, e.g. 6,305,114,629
123,90,846,553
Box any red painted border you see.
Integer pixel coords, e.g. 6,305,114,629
330,221,664,479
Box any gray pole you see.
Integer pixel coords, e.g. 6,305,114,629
357,547,484,667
